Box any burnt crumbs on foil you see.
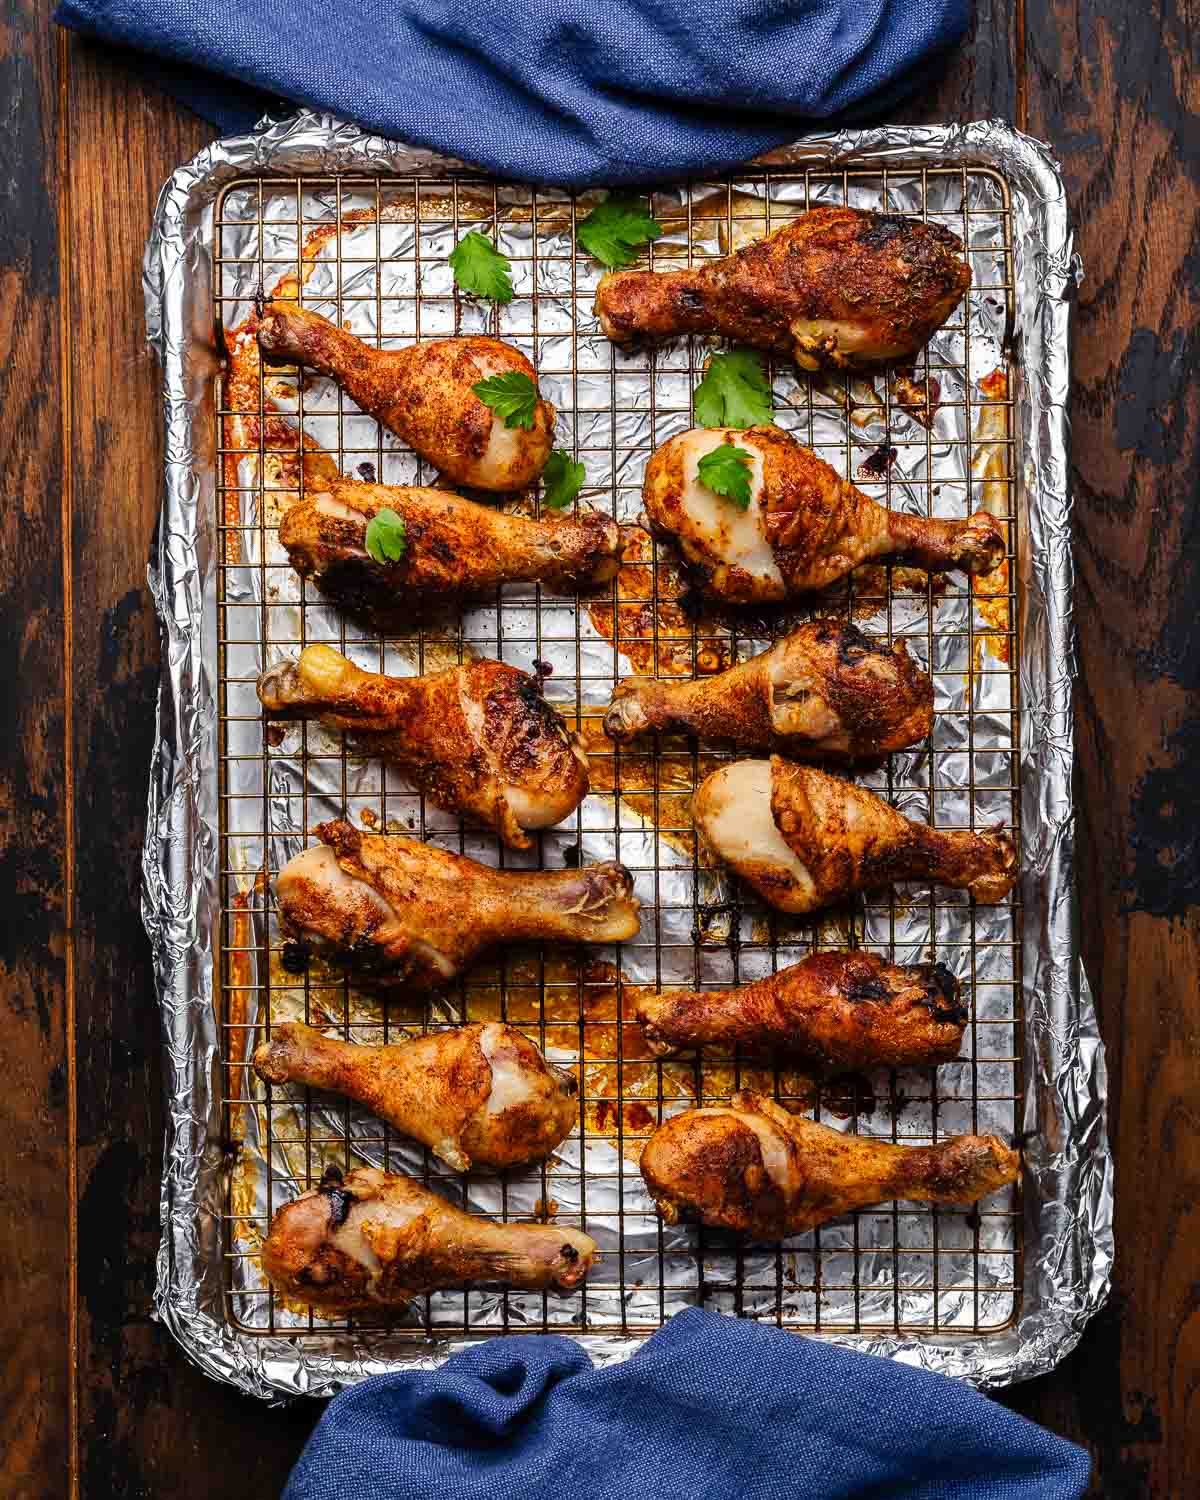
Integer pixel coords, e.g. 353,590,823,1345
142,115,1110,1398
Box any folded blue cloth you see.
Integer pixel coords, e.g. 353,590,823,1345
54,1,967,185
283,1308,1089,1499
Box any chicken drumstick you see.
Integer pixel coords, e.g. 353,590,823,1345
253,1021,577,1171
641,1091,1019,1240
595,206,970,371
634,950,966,1070
604,619,932,758
257,301,554,491
276,820,641,991
263,1166,596,1314
643,426,1004,604
693,757,1017,913
258,645,589,849
279,481,623,626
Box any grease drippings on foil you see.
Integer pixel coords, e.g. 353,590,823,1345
212,172,1030,1345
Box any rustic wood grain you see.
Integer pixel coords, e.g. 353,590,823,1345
60,32,322,1500
0,0,1188,1493
1005,2,1200,1496
0,3,71,1497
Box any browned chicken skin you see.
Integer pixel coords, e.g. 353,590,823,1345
279,480,623,626
640,1091,1019,1240
258,645,589,849
276,820,641,991
595,207,971,370
262,1166,596,1315
253,1021,577,1171
257,301,555,490
604,619,932,758
634,950,966,1070
643,426,1004,603
693,757,1017,914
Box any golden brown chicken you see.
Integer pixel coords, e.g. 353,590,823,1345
253,1021,577,1171
276,820,641,991
262,1165,596,1315
279,481,623,627
604,619,932,758
640,1091,1019,1240
634,950,966,1069
693,757,1017,913
643,427,1004,603
258,645,588,850
257,301,554,490
595,207,970,370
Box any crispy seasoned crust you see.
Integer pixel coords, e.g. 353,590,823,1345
633,949,966,1069
769,759,1019,904
641,425,1004,603
640,1091,1020,1241
259,649,588,849
640,1107,799,1239
596,207,970,368
252,1021,577,1171
258,302,554,490
604,619,933,758
262,1166,597,1314
278,481,623,626
275,820,642,992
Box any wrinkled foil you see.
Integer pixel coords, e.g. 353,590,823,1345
143,112,1111,1400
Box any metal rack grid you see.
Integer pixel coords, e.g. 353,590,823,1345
212,163,1024,1345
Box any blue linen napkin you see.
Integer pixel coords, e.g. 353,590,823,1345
283,1307,1089,1499
54,1,967,186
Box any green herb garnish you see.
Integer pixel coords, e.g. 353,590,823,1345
472,370,540,430
542,450,586,510
364,506,407,563
697,445,754,510
449,231,514,303
576,195,663,269
693,348,773,429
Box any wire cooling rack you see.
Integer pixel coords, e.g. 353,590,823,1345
212,163,1023,1342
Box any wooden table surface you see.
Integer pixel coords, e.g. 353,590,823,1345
2,1,1196,1494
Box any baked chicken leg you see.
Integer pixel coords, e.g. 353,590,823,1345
279,481,623,627
257,301,554,491
263,1166,596,1314
634,950,966,1070
258,645,588,849
276,820,641,991
641,1091,1019,1240
595,207,970,370
253,1021,577,1171
643,426,1004,603
604,619,932,758
693,757,1017,913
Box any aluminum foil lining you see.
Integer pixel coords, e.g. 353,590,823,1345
142,112,1112,1400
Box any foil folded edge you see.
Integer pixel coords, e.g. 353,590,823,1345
141,111,1112,1400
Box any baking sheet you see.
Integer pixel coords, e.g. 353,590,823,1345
143,113,1111,1398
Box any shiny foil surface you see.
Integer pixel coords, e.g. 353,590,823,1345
142,113,1111,1399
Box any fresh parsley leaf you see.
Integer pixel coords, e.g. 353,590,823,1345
449,231,514,303
364,506,407,564
542,450,585,510
697,445,754,511
576,195,663,268
473,370,540,430
693,348,774,429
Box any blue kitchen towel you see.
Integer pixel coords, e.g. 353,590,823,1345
283,1307,1090,1499
54,1,967,186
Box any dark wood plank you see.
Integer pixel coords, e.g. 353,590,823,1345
892,0,1019,124
0,3,71,1497
60,34,322,1499
1004,2,1200,1495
